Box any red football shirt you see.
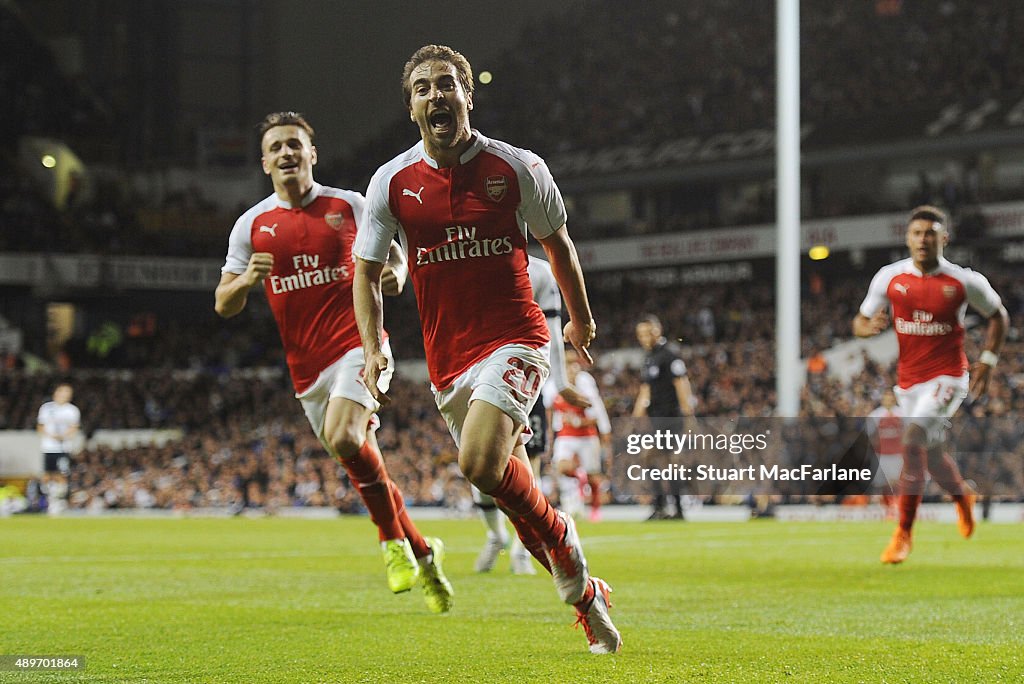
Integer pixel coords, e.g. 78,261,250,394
866,407,903,456
551,371,610,438
859,258,1001,388
357,132,566,390
223,183,368,393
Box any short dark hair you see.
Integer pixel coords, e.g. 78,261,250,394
637,314,662,329
257,111,315,142
908,204,948,229
401,44,474,108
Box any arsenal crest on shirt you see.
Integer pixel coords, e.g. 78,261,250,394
325,213,345,230
485,175,507,203
942,285,957,299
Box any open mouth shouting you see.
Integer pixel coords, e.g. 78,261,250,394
428,109,454,135
278,159,300,174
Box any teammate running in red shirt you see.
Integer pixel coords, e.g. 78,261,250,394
550,349,612,522
865,390,903,514
353,45,621,654
215,112,452,611
853,205,1008,564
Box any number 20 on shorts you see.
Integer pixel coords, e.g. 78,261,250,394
503,356,542,399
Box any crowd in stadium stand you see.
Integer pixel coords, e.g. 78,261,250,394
4,0,1023,512
6,265,1022,514
3,1,1023,255
12,342,1024,515
330,1,1023,167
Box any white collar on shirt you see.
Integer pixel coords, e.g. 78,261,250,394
274,181,322,209
416,130,487,169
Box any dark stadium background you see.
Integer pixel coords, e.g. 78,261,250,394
1,0,1022,515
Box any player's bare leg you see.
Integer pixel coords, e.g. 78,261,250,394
325,398,447,604
459,400,568,568
587,473,604,522
325,398,406,541
461,399,620,652
926,446,976,538
556,455,584,519
882,425,928,564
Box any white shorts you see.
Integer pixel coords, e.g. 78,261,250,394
873,453,903,489
893,373,968,447
297,340,394,445
433,343,550,448
553,435,603,475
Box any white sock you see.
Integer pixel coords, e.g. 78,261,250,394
559,476,583,517
480,506,509,544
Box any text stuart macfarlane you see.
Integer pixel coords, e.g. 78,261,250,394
627,464,873,482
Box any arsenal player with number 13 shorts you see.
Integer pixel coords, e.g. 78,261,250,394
353,45,621,654
853,205,1008,564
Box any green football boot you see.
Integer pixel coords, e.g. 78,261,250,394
382,538,420,593
420,537,454,613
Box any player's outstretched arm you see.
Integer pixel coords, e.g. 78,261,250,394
214,252,273,318
559,385,592,409
852,311,889,337
675,376,699,430
969,304,1009,399
674,376,697,417
539,226,596,364
540,295,590,409
353,257,390,406
632,384,650,418
380,241,408,297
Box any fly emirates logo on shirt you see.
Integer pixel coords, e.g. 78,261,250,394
415,225,513,266
269,254,350,295
894,309,954,336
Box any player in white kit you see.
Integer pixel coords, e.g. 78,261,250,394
37,382,79,515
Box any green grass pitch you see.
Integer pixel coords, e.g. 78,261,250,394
1,516,1022,683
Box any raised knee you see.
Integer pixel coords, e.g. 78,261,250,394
460,451,503,492
327,425,364,460
903,423,927,446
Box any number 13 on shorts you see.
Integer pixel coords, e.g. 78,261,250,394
932,381,957,407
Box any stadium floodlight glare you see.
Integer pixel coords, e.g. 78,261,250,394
41,154,57,168
479,70,493,85
808,245,830,260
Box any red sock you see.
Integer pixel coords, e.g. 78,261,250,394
897,494,922,532
487,457,566,548
898,444,927,532
339,442,403,541
573,581,596,611
928,450,969,499
388,480,430,558
505,513,552,573
589,477,601,511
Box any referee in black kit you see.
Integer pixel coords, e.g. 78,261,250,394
632,315,696,519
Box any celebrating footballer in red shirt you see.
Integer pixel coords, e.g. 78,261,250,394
215,112,452,612
353,45,621,654
853,205,1008,564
